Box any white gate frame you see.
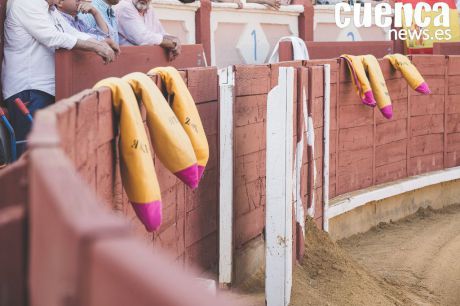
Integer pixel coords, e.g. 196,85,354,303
265,67,295,306
218,66,235,286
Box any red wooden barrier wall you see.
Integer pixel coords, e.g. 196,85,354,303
55,45,207,101
323,55,460,198
22,114,237,306
232,61,304,264
278,41,395,62
50,55,460,277
4,53,460,300
433,42,460,56
49,67,220,273
0,159,27,306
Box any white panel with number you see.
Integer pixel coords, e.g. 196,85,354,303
210,3,303,67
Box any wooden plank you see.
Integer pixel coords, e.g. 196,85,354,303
187,67,218,104
266,67,294,306
409,134,444,157
55,44,206,100
446,94,460,114
410,94,444,116
447,133,460,152
411,114,444,137
409,153,444,175
411,55,446,76
295,67,308,261
448,56,460,75
0,160,27,306
339,125,374,151
444,62,449,168
305,41,393,60
338,104,374,129
376,119,408,146
234,121,265,157
375,140,407,167
306,67,318,218
406,82,411,179
218,66,234,286
234,65,271,97
375,159,407,185
334,64,340,200
322,64,331,231
234,95,267,127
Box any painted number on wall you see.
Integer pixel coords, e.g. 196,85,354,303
251,30,257,61
347,32,356,41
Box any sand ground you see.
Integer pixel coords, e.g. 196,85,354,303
234,204,460,305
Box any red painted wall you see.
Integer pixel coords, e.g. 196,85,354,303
0,114,238,306
318,55,460,200
278,41,395,62
0,160,27,306
50,54,460,271
4,52,460,299
55,45,207,101
50,67,220,273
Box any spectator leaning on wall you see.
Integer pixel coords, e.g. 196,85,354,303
1,0,117,156
79,0,120,43
56,0,117,47
115,0,181,60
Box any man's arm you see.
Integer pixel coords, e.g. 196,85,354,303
56,11,119,56
14,2,79,50
78,2,110,35
247,0,281,9
14,3,115,63
212,0,244,8
74,39,116,64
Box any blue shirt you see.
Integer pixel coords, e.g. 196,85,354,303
78,0,118,43
58,11,109,41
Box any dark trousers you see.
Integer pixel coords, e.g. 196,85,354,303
5,90,55,155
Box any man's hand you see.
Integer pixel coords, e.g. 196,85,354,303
74,38,116,64
104,38,121,55
96,42,116,64
160,36,175,49
234,0,244,8
261,0,280,9
78,1,98,15
161,35,181,61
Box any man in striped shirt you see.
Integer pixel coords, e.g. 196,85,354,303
78,0,120,43
56,0,110,41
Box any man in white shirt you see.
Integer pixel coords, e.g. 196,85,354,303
115,0,181,60
2,0,117,155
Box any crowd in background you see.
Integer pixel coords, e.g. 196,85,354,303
1,0,181,155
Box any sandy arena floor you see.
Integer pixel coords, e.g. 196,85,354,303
234,204,460,305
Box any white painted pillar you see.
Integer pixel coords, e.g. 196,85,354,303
265,67,295,306
218,66,234,286
322,64,331,232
